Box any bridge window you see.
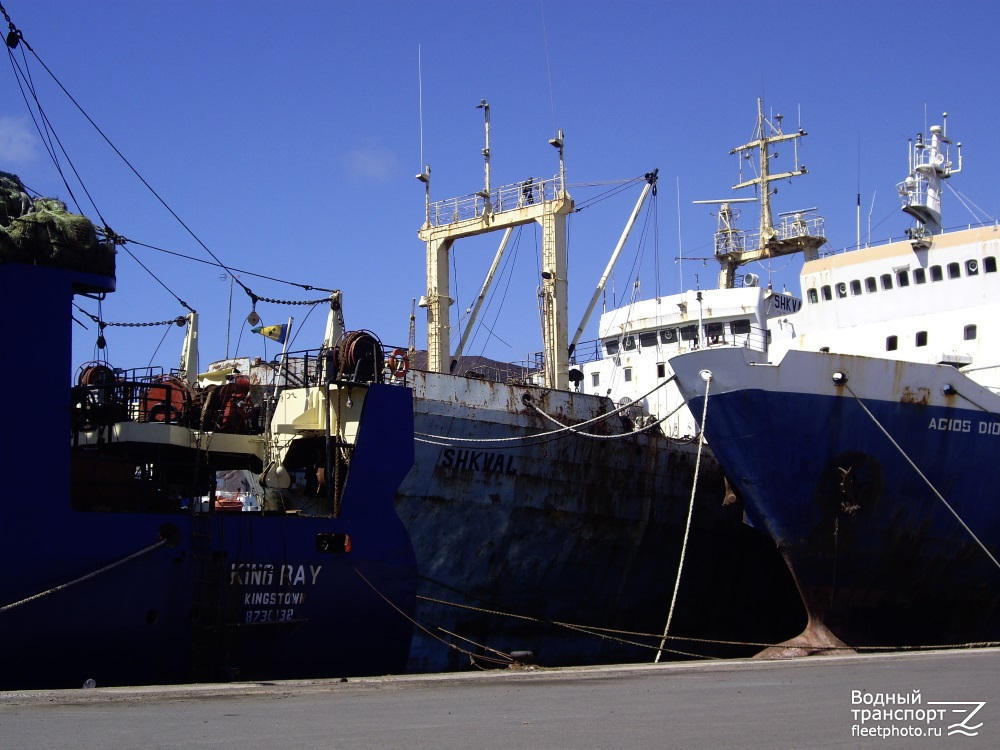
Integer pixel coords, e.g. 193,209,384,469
704,323,724,342
657,363,666,378
821,285,832,301
835,282,848,298
660,328,677,344
622,335,636,351
731,319,751,335
886,335,898,351
591,372,600,388
880,273,893,290
965,324,977,341
896,270,910,287
807,287,819,304
639,331,658,349
623,367,632,382
966,259,980,276
605,340,619,355
850,280,862,295
930,265,943,281
916,331,928,347
865,277,877,293
985,257,997,273
947,262,960,279
679,325,699,343
913,268,926,284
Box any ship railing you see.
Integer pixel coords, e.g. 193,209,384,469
71,364,275,431
378,325,770,388
897,176,929,212
776,213,825,242
740,214,826,251
72,366,161,420
425,174,564,227
379,344,543,385
819,217,1000,257
568,326,769,366
714,232,746,256
461,360,541,384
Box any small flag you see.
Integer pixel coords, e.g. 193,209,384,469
252,324,288,344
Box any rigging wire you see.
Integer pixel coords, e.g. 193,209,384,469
146,318,178,369
126,239,337,294
120,245,196,313
473,230,521,357
4,13,336,347
945,181,996,225
571,177,646,213
465,227,522,358
1,7,280,315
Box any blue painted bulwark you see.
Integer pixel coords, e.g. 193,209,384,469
1,262,417,689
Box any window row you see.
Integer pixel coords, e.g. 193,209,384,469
808,256,997,304
591,362,670,388
604,318,753,356
885,324,977,351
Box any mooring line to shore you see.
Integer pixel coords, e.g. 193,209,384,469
525,394,687,441
416,594,714,660
414,374,681,447
655,371,711,662
351,565,514,668
844,382,1000,572
0,538,168,614
418,592,1000,658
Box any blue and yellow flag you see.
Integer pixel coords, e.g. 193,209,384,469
252,324,288,344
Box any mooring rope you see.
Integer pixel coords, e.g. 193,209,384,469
352,565,514,668
0,538,168,614
418,592,1000,657
526,395,687,440
417,594,708,660
414,374,680,446
843,382,1000,572
655,370,711,662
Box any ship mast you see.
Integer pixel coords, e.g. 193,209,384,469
897,113,962,241
714,98,825,289
417,102,573,388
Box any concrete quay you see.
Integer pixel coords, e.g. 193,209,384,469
2,648,998,749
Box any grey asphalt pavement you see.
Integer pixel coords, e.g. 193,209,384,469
2,649,997,749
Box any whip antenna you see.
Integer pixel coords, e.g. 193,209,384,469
418,44,425,170
540,1,557,136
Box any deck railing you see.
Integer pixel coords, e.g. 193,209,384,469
426,174,563,227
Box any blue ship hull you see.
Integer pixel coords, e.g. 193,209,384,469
401,371,806,670
669,347,1000,649
1,263,418,689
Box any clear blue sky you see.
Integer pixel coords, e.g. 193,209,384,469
2,0,996,376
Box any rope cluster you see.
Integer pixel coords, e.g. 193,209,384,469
415,374,686,447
